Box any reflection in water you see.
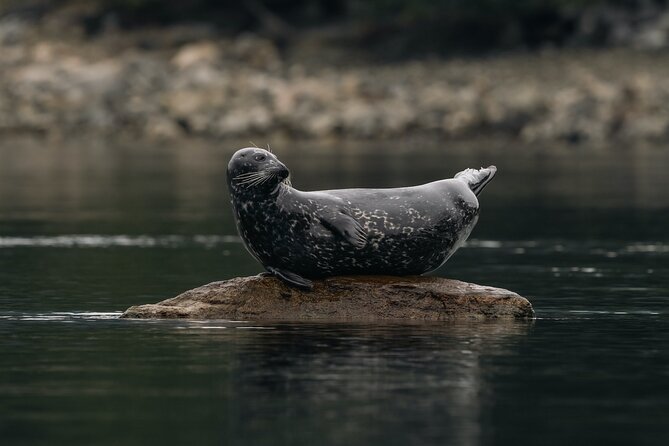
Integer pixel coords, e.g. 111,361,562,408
0,317,532,445
218,322,531,446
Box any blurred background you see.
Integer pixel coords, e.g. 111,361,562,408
1,2,669,446
0,0,669,141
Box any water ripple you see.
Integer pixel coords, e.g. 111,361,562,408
466,239,669,258
0,234,242,248
1,236,668,262
0,311,123,321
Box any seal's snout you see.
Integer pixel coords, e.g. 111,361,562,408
271,160,290,181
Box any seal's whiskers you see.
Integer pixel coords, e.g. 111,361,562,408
234,170,278,187
234,171,267,186
259,172,276,185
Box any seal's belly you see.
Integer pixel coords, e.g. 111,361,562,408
255,201,478,277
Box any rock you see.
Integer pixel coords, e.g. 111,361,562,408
144,116,183,139
231,34,281,70
4,21,669,142
0,17,28,46
121,275,534,321
171,41,221,69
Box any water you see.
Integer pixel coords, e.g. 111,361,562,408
1,137,668,445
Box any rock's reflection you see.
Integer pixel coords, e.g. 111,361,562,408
171,320,532,445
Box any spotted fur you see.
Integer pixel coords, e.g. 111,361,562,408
227,147,496,289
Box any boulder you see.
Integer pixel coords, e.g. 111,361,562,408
121,275,534,321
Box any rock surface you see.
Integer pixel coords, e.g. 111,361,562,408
121,275,534,321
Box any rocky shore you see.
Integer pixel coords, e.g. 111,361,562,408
2,22,669,142
121,275,534,321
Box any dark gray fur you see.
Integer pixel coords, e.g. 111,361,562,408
227,147,496,289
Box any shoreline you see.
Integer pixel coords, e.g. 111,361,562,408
1,27,669,143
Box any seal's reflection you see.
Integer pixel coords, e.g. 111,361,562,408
177,320,532,445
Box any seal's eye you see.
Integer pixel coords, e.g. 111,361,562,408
254,154,266,162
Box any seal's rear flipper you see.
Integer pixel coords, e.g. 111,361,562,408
267,267,314,291
455,165,497,196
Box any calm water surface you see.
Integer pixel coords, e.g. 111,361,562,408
1,138,668,445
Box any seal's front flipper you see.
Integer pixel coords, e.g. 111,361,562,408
455,166,497,196
320,210,367,248
267,266,313,290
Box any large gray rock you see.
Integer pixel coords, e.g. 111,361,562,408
121,275,534,321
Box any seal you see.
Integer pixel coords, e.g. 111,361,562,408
227,147,496,290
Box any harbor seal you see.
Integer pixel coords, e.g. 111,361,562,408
227,147,496,290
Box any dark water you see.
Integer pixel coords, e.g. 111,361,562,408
1,138,668,445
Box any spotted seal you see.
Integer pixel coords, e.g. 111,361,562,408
227,147,496,290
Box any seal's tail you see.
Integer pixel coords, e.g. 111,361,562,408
455,165,497,196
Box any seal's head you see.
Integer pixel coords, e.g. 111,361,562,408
227,147,290,193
